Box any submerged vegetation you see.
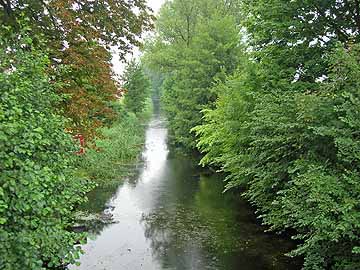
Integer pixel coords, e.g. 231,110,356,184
144,0,360,269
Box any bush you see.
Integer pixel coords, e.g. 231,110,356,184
0,36,91,269
78,109,147,184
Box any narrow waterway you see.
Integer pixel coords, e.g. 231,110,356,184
70,108,301,270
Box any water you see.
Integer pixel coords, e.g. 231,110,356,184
69,112,301,270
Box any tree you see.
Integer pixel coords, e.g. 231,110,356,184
241,0,360,86
0,33,91,270
58,41,119,139
0,0,153,58
0,0,154,139
122,60,150,115
143,0,242,149
193,1,360,269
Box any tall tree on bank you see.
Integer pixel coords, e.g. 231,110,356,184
143,0,242,149
194,1,360,269
0,0,154,138
59,42,118,139
122,60,151,115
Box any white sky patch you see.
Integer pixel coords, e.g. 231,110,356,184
111,0,165,76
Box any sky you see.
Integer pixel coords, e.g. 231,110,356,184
111,0,166,77
148,0,165,14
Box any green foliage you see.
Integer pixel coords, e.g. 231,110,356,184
0,0,154,140
122,60,151,115
190,2,360,269
0,2,154,268
146,0,360,268
0,0,154,59
78,104,148,184
194,44,360,270
0,36,91,269
143,0,242,150
241,0,360,84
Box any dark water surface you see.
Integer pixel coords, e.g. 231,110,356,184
69,113,301,270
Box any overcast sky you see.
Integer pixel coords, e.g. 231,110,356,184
112,0,166,76
148,0,165,14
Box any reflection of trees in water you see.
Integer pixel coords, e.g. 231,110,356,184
79,184,119,213
76,162,145,236
141,205,218,270
141,174,301,270
193,175,300,270
75,166,143,237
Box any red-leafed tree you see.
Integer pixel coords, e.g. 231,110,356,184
59,41,118,138
0,0,154,139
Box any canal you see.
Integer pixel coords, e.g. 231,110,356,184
69,108,301,270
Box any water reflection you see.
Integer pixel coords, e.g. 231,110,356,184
69,114,301,270
141,168,299,270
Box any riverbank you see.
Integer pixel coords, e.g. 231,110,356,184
71,101,152,228
75,100,152,185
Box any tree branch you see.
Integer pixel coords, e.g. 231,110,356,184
173,22,187,44
313,4,349,42
40,0,59,30
354,0,360,33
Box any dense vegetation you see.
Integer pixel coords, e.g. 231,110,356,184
0,1,153,269
144,0,360,269
79,101,152,185
1,0,153,138
143,0,242,148
0,33,91,270
2,0,360,269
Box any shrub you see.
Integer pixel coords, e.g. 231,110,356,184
78,111,146,184
0,35,91,269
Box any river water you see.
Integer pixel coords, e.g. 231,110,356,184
69,110,301,270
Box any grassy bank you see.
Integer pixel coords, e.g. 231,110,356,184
76,99,152,187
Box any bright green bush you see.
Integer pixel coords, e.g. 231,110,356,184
0,36,91,269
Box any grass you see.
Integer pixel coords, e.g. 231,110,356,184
77,99,153,186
